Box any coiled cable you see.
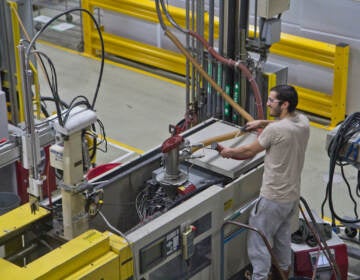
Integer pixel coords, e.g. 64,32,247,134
321,112,360,224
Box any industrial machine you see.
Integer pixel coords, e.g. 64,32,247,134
322,113,360,270
0,118,265,279
291,208,348,280
1,0,341,279
292,225,348,280
324,113,360,233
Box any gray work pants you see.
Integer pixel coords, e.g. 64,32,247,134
247,197,297,280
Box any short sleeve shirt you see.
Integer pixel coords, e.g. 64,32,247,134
258,113,310,202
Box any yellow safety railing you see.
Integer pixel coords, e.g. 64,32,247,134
263,72,277,120
271,34,349,128
81,0,217,76
81,0,349,129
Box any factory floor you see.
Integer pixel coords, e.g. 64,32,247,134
36,42,360,279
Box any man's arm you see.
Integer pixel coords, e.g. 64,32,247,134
220,139,265,159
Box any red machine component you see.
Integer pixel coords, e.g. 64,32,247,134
161,135,184,153
177,184,196,196
16,146,57,204
86,163,121,180
292,235,348,279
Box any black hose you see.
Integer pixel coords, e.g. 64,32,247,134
25,8,105,120
32,49,63,126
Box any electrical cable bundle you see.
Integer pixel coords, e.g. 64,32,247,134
135,183,173,222
23,8,104,131
27,8,107,163
321,112,360,225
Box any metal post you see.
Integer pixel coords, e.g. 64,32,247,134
198,0,205,120
18,42,40,180
191,0,196,117
239,0,250,125
185,0,190,116
217,1,225,119
207,0,215,118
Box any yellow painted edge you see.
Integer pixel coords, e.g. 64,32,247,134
25,230,110,278
0,203,50,239
62,252,119,279
322,216,342,226
37,40,185,88
105,136,144,155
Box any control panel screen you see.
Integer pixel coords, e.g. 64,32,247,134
141,240,164,268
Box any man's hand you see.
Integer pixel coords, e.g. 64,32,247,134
29,195,40,214
220,147,233,158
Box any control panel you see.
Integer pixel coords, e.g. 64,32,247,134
140,227,180,273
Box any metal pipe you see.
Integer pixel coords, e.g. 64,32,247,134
239,0,250,121
223,0,236,122
208,0,215,118
165,149,180,178
197,0,202,120
217,1,225,118
18,42,40,179
185,0,190,118
191,0,196,114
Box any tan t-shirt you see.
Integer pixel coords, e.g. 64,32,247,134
258,113,310,202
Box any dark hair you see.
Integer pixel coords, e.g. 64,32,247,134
270,84,298,112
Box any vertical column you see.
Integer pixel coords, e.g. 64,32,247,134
237,0,250,124
223,0,236,122
81,0,94,55
332,43,349,127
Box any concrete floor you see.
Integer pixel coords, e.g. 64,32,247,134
36,42,360,279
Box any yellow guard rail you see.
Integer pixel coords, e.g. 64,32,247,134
81,0,349,129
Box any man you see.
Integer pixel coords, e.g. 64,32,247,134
220,85,310,280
